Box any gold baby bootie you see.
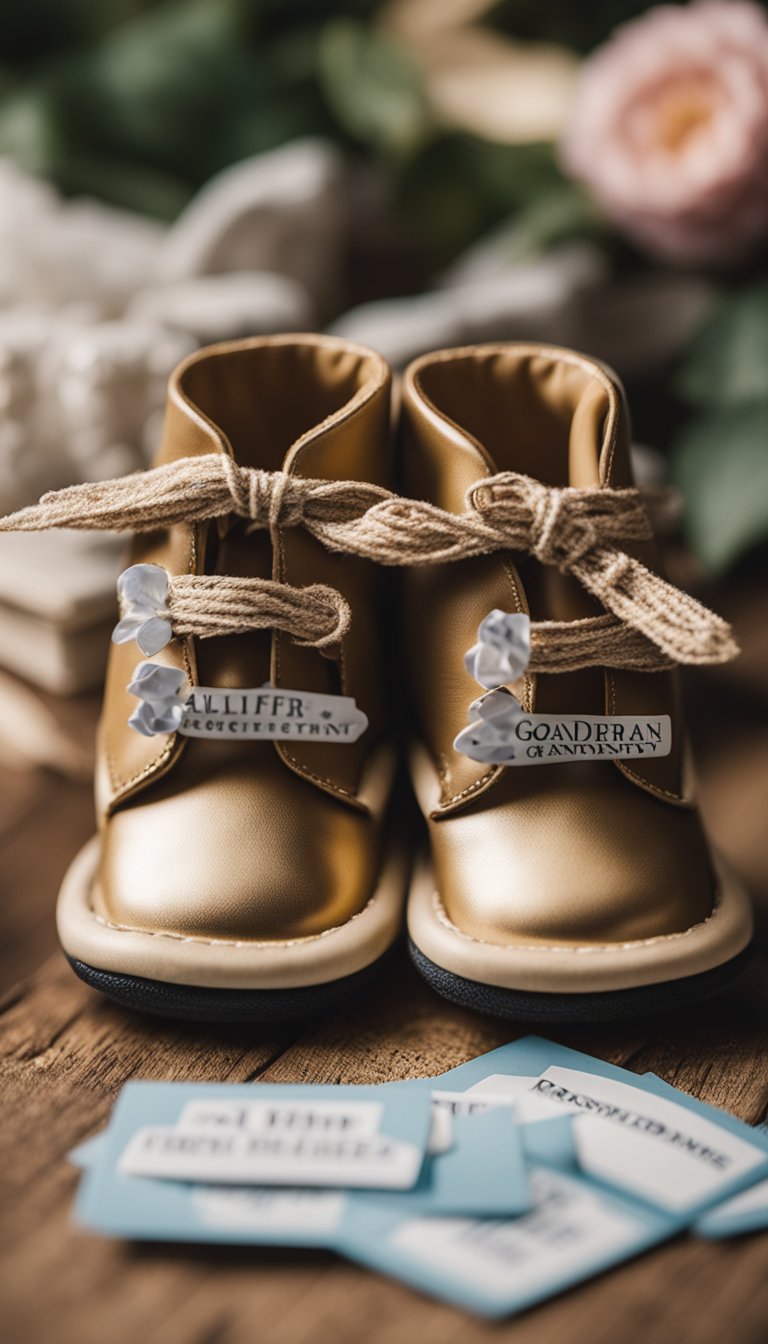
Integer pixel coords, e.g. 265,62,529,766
399,342,752,1022
1,335,405,1020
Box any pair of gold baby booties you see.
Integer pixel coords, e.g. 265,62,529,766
3,335,752,1023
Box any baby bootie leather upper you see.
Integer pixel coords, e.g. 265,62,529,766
400,343,729,956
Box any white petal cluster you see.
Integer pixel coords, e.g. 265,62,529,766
464,610,531,690
127,662,187,738
455,689,525,765
112,564,173,657
455,611,530,763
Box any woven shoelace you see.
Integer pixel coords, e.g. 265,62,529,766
167,576,349,650
0,454,738,670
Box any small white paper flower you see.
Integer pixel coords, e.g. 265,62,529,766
112,563,173,657
455,689,524,763
127,661,187,737
470,688,524,726
464,610,531,690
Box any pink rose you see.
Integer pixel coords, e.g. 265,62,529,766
561,2,768,265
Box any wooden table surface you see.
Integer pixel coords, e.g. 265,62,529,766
1,582,767,1344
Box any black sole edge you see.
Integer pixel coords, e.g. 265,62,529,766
408,939,754,1024
67,951,392,1023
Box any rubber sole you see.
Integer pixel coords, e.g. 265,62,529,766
409,938,754,1023
67,950,392,1023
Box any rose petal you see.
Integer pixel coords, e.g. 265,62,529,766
480,610,531,663
126,661,157,691
137,617,173,657
128,697,184,737
465,610,531,688
475,688,523,725
454,718,519,763
150,702,185,733
127,662,186,701
118,563,169,608
475,643,511,689
111,615,144,645
128,701,160,737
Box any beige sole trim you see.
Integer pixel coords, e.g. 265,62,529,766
407,856,753,994
57,835,407,991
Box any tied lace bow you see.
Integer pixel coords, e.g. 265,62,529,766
0,455,738,669
465,474,737,667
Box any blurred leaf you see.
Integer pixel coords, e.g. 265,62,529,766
54,0,248,180
216,32,336,163
396,133,567,258
678,284,768,408
57,152,189,218
672,401,768,572
220,93,330,162
460,138,566,212
495,182,601,260
318,19,429,155
0,87,64,177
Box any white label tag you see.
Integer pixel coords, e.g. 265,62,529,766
180,687,368,742
531,1067,767,1212
462,1074,564,1123
390,1166,644,1297
455,689,671,767
127,661,370,741
119,1094,423,1190
177,1098,382,1137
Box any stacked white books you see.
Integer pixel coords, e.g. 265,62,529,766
0,531,124,694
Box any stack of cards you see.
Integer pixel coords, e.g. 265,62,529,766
70,1037,768,1318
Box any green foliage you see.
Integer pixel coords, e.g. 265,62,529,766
672,286,768,572
396,136,575,259
0,87,65,180
59,0,248,178
492,183,602,261
677,284,768,409
317,19,429,156
672,403,768,573
0,0,396,216
0,0,717,244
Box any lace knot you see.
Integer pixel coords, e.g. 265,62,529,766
221,461,307,531
529,485,598,569
469,474,601,570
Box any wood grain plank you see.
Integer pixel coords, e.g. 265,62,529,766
0,776,94,988
0,957,303,1244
